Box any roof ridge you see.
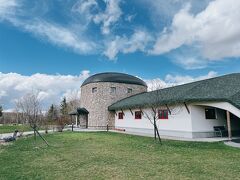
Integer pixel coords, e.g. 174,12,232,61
149,73,239,93
109,73,240,111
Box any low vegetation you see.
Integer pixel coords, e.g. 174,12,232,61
0,124,32,134
0,132,240,179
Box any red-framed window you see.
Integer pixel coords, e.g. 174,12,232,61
158,110,168,119
118,112,124,119
135,111,142,119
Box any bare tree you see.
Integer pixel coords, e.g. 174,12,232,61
15,91,49,145
14,103,23,124
0,105,3,123
142,81,184,144
66,90,81,112
142,82,164,143
0,105,3,118
15,91,42,127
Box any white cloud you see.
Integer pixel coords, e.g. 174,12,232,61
63,89,81,102
125,14,135,22
73,0,97,14
0,71,90,111
146,71,217,91
145,0,212,21
150,0,240,60
0,90,7,98
72,0,123,35
1,0,240,64
165,71,217,85
72,0,98,23
93,0,122,35
0,0,96,54
22,21,96,54
173,56,208,70
104,29,153,60
0,0,19,18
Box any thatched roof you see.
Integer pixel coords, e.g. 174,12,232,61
109,73,240,111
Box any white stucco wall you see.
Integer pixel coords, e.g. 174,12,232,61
191,102,240,135
191,105,226,132
115,105,193,138
114,102,240,138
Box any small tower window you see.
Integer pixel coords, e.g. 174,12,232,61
92,87,97,93
127,88,132,93
110,87,116,93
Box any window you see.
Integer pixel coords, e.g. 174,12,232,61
92,87,97,93
110,87,116,93
158,110,168,119
118,112,124,119
135,111,142,119
205,108,217,119
127,88,132,93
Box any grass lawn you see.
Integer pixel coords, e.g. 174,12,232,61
0,132,240,180
0,125,33,134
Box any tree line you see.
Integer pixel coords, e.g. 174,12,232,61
0,91,80,132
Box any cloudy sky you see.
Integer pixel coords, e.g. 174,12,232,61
0,0,240,111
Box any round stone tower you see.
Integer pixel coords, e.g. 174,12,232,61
80,72,147,129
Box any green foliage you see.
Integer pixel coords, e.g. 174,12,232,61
0,105,3,117
60,97,68,115
58,97,70,131
47,104,58,122
0,132,240,179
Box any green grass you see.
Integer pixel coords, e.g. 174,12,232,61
0,125,32,134
0,132,240,180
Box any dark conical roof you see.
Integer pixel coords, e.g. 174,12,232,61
81,72,147,87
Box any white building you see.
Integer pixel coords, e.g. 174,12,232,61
109,73,240,139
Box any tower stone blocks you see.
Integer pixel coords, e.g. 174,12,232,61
80,79,147,129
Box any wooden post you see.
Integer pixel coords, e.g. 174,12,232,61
121,109,125,116
75,115,78,127
226,111,232,140
86,116,88,129
129,108,133,115
184,102,190,114
35,129,49,146
33,124,36,141
165,104,171,115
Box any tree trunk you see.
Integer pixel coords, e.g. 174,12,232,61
154,117,157,140
155,125,162,144
153,120,162,144
33,124,37,141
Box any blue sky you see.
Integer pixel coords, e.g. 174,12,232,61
0,0,240,110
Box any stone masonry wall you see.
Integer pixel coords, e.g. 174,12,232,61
80,82,147,129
